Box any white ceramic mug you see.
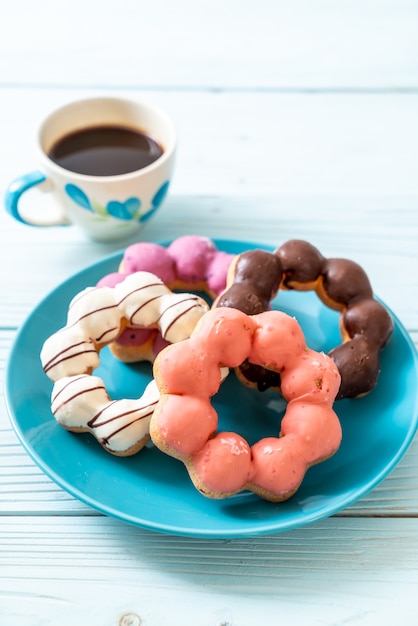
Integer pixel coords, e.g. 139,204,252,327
5,96,176,241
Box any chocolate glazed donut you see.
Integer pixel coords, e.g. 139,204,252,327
216,240,394,400
216,249,283,391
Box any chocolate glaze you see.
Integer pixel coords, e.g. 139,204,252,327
322,259,373,308
217,250,283,390
217,250,282,314
277,238,324,286
341,299,393,347
217,239,394,399
237,358,281,392
329,337,380,399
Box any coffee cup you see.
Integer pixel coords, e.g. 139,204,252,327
5,96,177,241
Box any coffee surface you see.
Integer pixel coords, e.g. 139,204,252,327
49,126,163,176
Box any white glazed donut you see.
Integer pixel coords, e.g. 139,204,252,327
51,375,160,456
40,271,210,455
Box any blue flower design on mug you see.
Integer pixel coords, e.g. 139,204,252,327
106,198,141,220
64,181,170,222
140,181,171,223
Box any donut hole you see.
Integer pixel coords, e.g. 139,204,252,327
94,345,154,401
174,288,212,307
270,289,340,354
211,364,287,446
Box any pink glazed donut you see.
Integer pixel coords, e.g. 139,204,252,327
150,306,342,502
97,235,235,362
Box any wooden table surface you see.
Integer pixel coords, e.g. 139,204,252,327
1,1,418,624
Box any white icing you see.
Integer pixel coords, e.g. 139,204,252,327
40,270,211,455
51,375,159,454
41,327,100,380
40,271,209,382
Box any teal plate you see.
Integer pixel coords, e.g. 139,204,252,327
5,239,418,537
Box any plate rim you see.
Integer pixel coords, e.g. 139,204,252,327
5,238,418,538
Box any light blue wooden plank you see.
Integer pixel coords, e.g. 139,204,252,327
0,0,417,89
0,516,418,625
1,192,417,327
2,89,418,203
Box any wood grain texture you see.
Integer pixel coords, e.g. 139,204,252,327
1,0,417,89
2,89,418,198
1,1,418,623
1,517,418,625
1,192,417,327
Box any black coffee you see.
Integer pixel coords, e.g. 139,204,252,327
48,125,164,176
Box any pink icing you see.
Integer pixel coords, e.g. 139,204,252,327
167,237,214,283
122,242,176,284
280,401,343,464
205,251,236,295
157,395,218,455
192,433,252,494
96,272,126,288
250,311,306,367
250,436,308,497
98,235,235,296
157,341,225,397
151,307,342,501
115,328,154,346
152,332,171,356
97,236,235,356
114,327,169,357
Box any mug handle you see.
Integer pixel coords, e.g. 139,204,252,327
5,170,70,226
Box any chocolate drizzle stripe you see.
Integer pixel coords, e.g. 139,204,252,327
88,399,159,428
68,283,165,329
68,288,94,309
95,326,119,343
101,410,155,444
117,282,165,306
158,297,201,335
52,381,106,415
96,407,156,433
43,343,96,373
75,303,119,323
88,399,118,426
52,374,89,400
130,294,165,323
